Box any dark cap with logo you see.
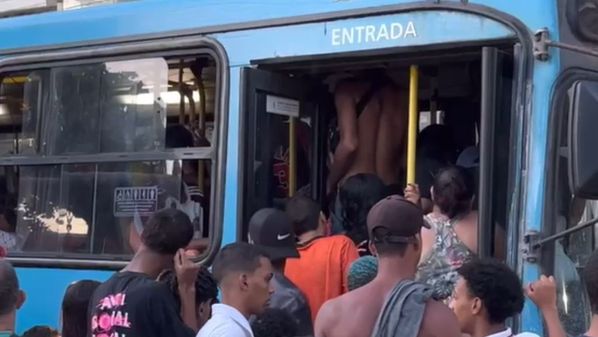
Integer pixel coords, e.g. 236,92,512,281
367,195,429,244
248,208,300,261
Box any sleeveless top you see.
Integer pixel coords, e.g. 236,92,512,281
416,213,475,301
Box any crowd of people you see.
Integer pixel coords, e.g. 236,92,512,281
1,189,597,337
0,78,597,337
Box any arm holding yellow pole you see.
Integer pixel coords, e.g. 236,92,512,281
406,65,419,185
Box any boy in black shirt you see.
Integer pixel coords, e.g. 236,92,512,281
89,208,199,337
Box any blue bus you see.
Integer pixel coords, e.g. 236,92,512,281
1,0,598,335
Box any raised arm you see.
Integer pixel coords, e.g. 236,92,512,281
327,83,359,194
526,275,567,337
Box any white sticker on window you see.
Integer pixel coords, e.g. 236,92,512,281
114,186,158,217
266,95,300,117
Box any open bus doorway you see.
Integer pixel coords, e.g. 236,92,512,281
241,42,515,261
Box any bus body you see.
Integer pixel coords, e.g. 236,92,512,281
0,0,597,335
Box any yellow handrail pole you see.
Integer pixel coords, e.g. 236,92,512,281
289,117,297,197
407,65,419,185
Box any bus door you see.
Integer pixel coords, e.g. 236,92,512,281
478,46,514,260
241,67,325,240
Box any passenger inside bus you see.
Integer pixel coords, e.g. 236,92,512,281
327,74,407,232
0,54,217,259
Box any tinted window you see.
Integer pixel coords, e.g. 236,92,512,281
0,54,218,260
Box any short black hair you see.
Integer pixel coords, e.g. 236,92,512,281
212,243,269,284
62,280,101,337
22,326,60,337
457,259,524,324
251,308,298,337
158,266,219,308
0,260,19,316
285,196,320,237
433,166,475,218
583,249,598,314
141,208,194,255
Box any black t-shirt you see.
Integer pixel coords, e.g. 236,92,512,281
88,271,194,337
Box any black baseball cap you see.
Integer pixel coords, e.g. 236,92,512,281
367,195,429,244
248,208,300,261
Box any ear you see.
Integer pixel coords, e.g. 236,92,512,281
430,186,435,200
471,297,482,316
369,241,378,256
239,273,250,291
16,290,26,309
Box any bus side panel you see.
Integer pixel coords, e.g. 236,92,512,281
16,267,112,334
223,66,242,246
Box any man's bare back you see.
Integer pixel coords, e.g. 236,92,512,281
329,80,407,192
314,278,462,337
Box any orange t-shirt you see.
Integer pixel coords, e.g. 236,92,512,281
284,235,359,321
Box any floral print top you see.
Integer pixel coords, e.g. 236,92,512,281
416,213,475,302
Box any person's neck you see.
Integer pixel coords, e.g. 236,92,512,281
0,313,15,333
272,260,285,273
123,248,172,279
470,321,506,337
374,256,416,286
297,229,323,244
221,292,251,319
586,314,598,337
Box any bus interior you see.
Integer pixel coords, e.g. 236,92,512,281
0,54,218,259
242,41,515,259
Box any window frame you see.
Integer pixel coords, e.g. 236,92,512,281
0,36,229,269
544,67,598,274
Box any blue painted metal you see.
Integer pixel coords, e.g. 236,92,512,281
0,0,558,53
0,0,562,334
216,10,515,66
15,268,111,335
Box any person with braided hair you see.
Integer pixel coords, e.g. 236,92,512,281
158,266,219,331
347,255,378,291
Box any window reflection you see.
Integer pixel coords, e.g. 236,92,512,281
0,54,218,260
0,159,210,258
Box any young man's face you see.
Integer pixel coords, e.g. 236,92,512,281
245,257,274,316
449,277,480,334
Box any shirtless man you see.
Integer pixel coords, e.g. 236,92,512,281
314,195,462,337
327,75,408,194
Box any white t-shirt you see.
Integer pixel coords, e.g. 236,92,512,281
486,328,540,337
197,304,253,337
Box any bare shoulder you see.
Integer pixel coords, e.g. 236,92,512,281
315,290,361,336
421,300,461,337
315,296,342,337
335,80,368,98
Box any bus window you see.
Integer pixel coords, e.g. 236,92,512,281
0,54,218,261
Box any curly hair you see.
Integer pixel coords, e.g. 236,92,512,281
339,174,387,245
457,259,524,324
158,266,219,308
251,308,298,337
